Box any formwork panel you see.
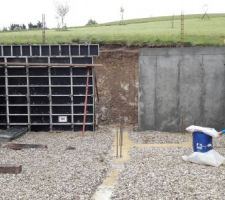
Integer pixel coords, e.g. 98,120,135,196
0,97,6,104
3,46,11,56
50,57,70,64
9,106,27,114
7,58,26,63
41,45,50,56
31,45,40,56
80,45,89,56
61,45,70,56
31,116,50,123
51,45,60,56
71,45,79,56
12,46,21,56
28,57,48,63
52,96,71,104
30,125,50,131
0,44,97,131
0,77,5,85
0,44,99,57
51,68,70,76
0,116,7,123
52,87,71,95
8,68,26,75
10,116,28,123
30,96,49,104
29,68,48,76
8,87,27,95
30,87,49,95
9,96,27,104
30,106,49,114
0,106,6,114
22,45,30,56
0,87,6,95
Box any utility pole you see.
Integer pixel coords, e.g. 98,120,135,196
180,12,184,45
171,15,175,29
42,14,46,44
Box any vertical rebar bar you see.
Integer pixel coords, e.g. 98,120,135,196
116,128,119,158
120,123,123,158
82,68,90,136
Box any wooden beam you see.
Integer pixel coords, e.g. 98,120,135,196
5,143,47,150
0,165,22,174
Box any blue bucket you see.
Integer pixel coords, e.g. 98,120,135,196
192,131,213,153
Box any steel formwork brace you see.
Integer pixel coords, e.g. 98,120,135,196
82,67,90,135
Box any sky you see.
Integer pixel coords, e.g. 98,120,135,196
0,0,224,29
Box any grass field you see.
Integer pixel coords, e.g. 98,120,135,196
0,13,225,46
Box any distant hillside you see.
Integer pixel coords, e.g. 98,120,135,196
0,13,225,46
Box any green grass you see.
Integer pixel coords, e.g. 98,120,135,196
1,13,225,46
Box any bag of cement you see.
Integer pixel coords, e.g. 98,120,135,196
182,150,225,167
186,125,220,138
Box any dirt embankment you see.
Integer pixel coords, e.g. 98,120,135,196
95,47,139,125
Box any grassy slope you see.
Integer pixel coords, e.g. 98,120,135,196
0,14,225,45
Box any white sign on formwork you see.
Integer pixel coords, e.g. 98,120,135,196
58,116,68,123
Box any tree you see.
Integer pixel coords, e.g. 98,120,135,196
2,27,8,32
120,6,125,24
86,19,98,26
28,21,43,30
9,24,26,31
55,1,70,29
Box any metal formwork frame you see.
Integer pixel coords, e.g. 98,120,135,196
0,44,99,57
0,44,100,132
0,64,97,131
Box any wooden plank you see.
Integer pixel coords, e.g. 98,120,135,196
5,143,47,150
0,165,22,174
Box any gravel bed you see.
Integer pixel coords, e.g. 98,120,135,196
112,146,225,200
0,127,113,200
214,135,225,148
130,131,191,144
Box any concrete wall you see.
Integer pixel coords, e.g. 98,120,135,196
139,47,225,132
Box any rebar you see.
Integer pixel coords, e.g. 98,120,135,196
116,121,123,158
116,128,119,158
120,124,123,158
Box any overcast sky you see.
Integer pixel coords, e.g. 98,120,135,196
0,0,224,28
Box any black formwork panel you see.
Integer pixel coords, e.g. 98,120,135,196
0,43,97,132
0,44,99,57
0,86,7,128
0,66,95,131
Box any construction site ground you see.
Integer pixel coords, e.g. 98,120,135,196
0,126,225,200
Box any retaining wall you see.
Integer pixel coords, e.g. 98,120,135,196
139,47,225,131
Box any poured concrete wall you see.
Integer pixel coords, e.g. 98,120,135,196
139,47,225,132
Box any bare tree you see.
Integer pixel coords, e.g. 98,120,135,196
120,6,125,24
55,1,70,29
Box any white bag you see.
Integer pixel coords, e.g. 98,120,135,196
186,125,220,138
182,150,225,167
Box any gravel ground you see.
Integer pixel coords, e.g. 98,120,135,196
112,135,225,200
130,131,191,144
214,135,225,148
0,127,113,200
